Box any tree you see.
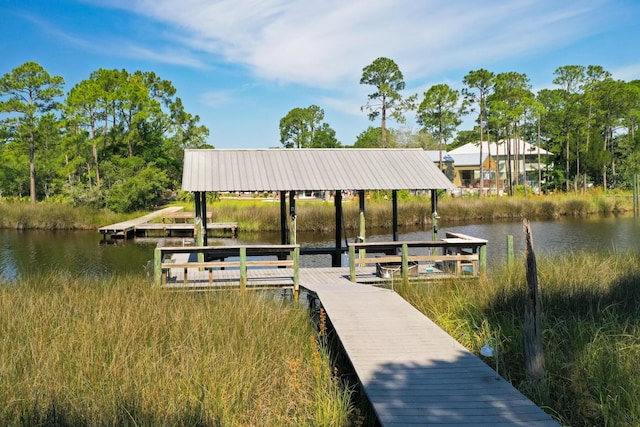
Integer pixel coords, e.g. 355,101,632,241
360,57,415,148
416,84,461,170
0,62,64,203
279,105,339,148
463,69,494,192
552,65,586,192
488,72,534,195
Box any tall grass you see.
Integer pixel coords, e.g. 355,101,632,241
396,251,640,426
0,273,352,426
0,192,633,231
207,193,633,233
0,201,127,230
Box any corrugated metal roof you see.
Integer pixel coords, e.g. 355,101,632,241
182,149,456,192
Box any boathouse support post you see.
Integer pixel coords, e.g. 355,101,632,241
431,189,439,241
289,191,297,245
392,190,399,242
280,191,288,245
358,190,366,259
194,190,201,226
334,190,343,267
200,192,208,245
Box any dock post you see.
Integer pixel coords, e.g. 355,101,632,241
349,245,356,282
479,244,487,276
401,244,409,284
506,235,514,266
358,190,366,259
239,247,247,292
154,247,162,287
293,246,300,300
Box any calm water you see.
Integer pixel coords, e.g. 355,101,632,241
1,215,640,282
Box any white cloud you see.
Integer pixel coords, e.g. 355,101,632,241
612,64,640,82
200,90,236,107
86,0,613,88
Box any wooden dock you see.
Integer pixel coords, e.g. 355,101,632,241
301,273,560,426
99,207,237,239
157,263,558,425
99,207,184,239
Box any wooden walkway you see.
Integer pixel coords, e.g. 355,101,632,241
159,266,559,425
99,207,237,239
299,270,560,427
99,207,184,239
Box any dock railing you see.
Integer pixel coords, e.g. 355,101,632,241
348,232,487,282
154,244,300,293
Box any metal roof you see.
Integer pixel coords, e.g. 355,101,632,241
182,148,456,192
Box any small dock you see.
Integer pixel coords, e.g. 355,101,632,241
301,275,559,426
99,207,238,240
99,207,184,239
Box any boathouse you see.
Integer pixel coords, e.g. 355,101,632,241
182,148,456,265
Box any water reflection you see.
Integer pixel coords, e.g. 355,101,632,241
1,215,639,281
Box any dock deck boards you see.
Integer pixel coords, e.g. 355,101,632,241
300,271,559,427
99,207,184,236
160,266,559,425
99,207,237,238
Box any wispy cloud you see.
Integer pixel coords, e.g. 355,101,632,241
200,89,236,107
18,7,207,69
86,0,614,88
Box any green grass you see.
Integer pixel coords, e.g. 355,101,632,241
396,250,640,426
0,201,129,230
0,273,352,426
0,192,633,231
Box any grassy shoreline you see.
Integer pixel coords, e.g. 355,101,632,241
0,273,352,426
3,251,639,425
397,250,640,426
1,192,633,231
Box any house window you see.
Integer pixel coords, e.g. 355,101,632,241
461,170,474,187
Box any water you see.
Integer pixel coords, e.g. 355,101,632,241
2,215,640,282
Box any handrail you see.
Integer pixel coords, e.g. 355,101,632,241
347,236,487,282
154,244,300,294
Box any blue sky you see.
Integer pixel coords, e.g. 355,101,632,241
2,0,639,149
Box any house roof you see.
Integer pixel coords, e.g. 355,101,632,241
182,148,456,192
449,153,490,167
449,139,551,156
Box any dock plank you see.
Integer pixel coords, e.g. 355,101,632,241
300,270,559,427
99,207,184,236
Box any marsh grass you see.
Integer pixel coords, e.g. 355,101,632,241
0,201,127,230
0,272,351,426
207,193,632,233
396,251,640,426
0,193,632,232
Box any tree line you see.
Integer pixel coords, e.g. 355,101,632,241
0,62,210,212
280,58,640,194
2,59,639,212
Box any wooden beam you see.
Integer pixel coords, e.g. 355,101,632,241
334,190,342,267
280,191,287,244
392,190,399,242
